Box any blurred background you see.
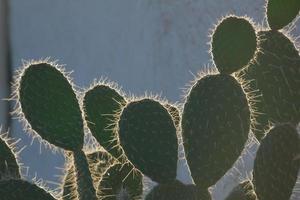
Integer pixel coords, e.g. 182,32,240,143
0,0,299,199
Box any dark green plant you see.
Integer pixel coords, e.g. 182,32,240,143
17,62,97,200
83,84,126,160
253,123,300,200
117,98,198,199
236,0,300,140
266,0,300,30
182,73,250,197
0,131,21,179
0,179,56,200
211,16,257,74
82,83,143,199
118,98,178,184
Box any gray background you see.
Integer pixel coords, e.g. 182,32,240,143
0,0,299,199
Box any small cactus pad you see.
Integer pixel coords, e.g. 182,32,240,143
145,180,201,200
225,181,257,200
83,85,126,159
0,136,20,178
211,16,257,74
253,123,300,200
267,0,300,30
0,179,55,200
118,99,178,183
19,63,84,151
248,31,300,124
182,74,250,188
97,162,143,200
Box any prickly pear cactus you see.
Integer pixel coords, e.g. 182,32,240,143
182,73,250,189
17,62,97,200
211,16,257,74
19,63,84,151
253,123,300,200
97,162,143,200
83,84,126,160
237,0,300,140
0,179,55,200
118,98,178,184
0,132,20,179
266,0,300,30
225,180,257,200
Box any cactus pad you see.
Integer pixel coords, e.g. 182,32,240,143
267,0,300,30
19,63,84,151
118,99,178,183
83,85,126,159
248,31,300,124
211,16,257,74
0,179,55,200
0,136,20,178
182,74,250,188
253,123,300,200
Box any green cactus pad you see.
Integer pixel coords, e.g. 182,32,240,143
211,16,257,74
182,74,250,188
145,180,201,200
247,31,300,124
0,137,20,178
83,85,126,159
267,0,300,30
0,179,55,200
19,63,84,151
253,123,300,200
118,99,178,183
225,181,257,200
97,162,143,200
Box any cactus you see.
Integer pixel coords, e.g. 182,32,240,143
0,131,21,179
83,84,126,160
253,123,300,200
97,162,143,200
225,181,257,200
83,83,144,199
266,0,300,30
0,179,56,200
182,73,250,190
211,16,257,74
118,98,178,183
17,62,97,200
236,0,300,140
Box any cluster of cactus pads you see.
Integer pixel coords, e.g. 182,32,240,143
0,0,299,199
